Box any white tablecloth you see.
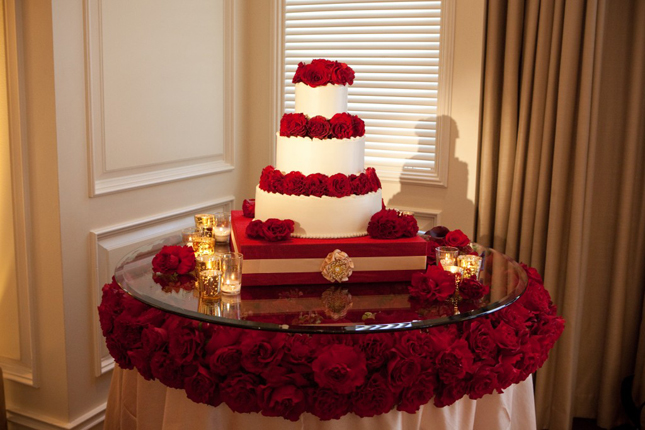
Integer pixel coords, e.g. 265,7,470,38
105,367,536,430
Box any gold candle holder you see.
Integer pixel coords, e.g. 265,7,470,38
436,246,459,268
196,253,220,273
194,214,215,237
198,269,221,301
457,255,483,279
181,227,201,248
192,235,215,257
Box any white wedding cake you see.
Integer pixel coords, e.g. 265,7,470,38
253,60,382,239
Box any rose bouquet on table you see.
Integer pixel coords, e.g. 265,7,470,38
150,245,197,291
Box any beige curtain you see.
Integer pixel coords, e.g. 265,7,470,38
476,0,645,429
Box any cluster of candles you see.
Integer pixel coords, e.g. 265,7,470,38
435,246,483,314
182,213,243,303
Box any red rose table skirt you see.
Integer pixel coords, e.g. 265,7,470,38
104,367,536,430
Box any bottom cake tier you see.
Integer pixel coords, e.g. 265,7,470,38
254,186,383,239
230,211,428,286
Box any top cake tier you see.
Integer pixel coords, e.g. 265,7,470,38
294,83,348,119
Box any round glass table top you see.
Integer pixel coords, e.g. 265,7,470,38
114,235,527,334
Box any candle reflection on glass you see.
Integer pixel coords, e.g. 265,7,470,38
198,298,221,316
443,265,464,315
220,252,243,295
221,294,242,319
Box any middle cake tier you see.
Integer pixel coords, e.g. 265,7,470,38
254,185,383,238
275,133,365,176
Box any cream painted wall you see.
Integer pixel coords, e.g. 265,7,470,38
0,0,21,362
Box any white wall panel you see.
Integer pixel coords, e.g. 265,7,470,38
85,0,234,195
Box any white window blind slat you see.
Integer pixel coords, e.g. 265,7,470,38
283,0,449,183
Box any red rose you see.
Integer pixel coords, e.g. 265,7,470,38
349,173,372,195
468,364,498,400
386,349,421,389
112,314,144,350
307,115,331,139
327,173,352,197
208,345,242,375
306,388,350,420
220,373,262,413
427,225,449,239
434,378,468,407
409,265,456,303
305,173,329,197
105,336,133,370
445,229,471,247
301,61,330,88
98,280,126,335
358,333,395,370
436,338,474,384
312,344,367,394
152,245,196,275
351,373,395,418
365,167,382,190
292,62,305,84
259,165,275,191
329,61,355,85
168,324,204,364
246,219,264,239
460,278,489,300
282,335,317,373
267,169,285,193
184,365,218,405
242,199,255,218
258,384,306,422
467,319,498,357
282,171,308,196
351,115,365,137
399,214,419,237
128,349,153,380
280,113,308,137
150,351,189,389
397,370,438,413
367,209,402,239
262,218,295,242
329,113,354,139
240,331,286,374
396,330,440,366
493,321,521,352
141,326,168,357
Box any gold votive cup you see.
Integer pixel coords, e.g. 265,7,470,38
192,235,215,257
194,214,215,237
213,212,232,244
198,269,221,301
181,227,201,248
220,252,243,295
436,246,459,268
458,255,482,279
196,253,220,273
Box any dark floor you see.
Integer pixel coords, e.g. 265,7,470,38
573,418,606,430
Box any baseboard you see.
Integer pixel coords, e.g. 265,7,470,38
7,403,105,430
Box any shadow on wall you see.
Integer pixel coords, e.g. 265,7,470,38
386,115,475,233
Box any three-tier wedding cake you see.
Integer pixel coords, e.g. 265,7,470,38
254,59,382,238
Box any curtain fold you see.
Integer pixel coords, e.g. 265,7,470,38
477,0,645,428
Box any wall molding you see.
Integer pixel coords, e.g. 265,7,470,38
1,0,38,387
83,0,235,196
90,197,234,376
8,402,106,430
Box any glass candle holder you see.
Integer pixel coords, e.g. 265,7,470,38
181,227,201,248
196,253,220,273
199,269,221,301
221,294,242,319
220,252,243,295
443,265,465,286
436,246,459,268
213,212,232,244
198,298,221,316
194,214,215,237
458,255,483,279
192,235,215,257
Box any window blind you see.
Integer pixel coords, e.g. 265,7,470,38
283,0,449,184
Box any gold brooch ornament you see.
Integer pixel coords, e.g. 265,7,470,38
320,249,354,283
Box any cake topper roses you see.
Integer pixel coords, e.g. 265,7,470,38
292,59,355,87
